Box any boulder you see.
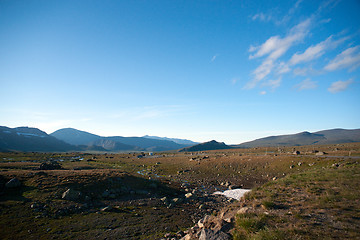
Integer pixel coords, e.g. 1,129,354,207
5,178,21,188
185,193,193,199
199,229,230,240
62,188,82,201
39,162,62,170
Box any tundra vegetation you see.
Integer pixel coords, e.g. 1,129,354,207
0,142,359,239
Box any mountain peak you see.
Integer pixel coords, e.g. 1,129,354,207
179,140,231,152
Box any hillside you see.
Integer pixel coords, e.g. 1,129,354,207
236,128,360,148
179,140,232,152
0,126,78,152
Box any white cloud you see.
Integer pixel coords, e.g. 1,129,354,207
277,62,291,74
263,77,282,90
259,91,267,95
244,58,274,89
325,46,360,71
289,35,349,66
295,78,317,90
245,18,312,89
293,66,320,76
328,78,354,93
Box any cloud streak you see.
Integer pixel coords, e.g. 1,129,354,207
289,35,349,66
325,46,360,72
295,78,317,91
328,78,354,93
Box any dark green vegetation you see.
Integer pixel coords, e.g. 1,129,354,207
233,162,360,239
0,142,360,239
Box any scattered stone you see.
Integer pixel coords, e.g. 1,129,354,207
237,207,251,214
185,193,193,199
199,229,230,240
293,151,300,155
62,188,82,201
5,178,21,188
198,215,211,228
298,162,302,166
316,151,327,156
272,177,277,181
172,198,182,204
100,206,113,212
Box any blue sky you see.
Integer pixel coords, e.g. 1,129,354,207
1,0,359,144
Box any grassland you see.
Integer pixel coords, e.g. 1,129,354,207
0,142,359,239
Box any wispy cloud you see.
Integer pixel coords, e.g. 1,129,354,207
263,77,282,90
259,91,267,95
328,78,354,93
211,54,219,62
252,12,273,22
295,78,317,90
289,35,349,66
324,46,360,71
245,18,312,89
251,0,303,25
231,77,239,85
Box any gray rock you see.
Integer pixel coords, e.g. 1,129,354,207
185,193,193,199
39,162,62,170
199,229,230,240
5,178,21,188
62,188,82,201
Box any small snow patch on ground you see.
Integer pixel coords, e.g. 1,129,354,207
213,189,251,200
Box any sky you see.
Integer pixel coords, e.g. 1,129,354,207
1,0,360,144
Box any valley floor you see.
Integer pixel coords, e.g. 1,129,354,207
0,142,360,239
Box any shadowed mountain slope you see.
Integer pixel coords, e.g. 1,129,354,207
51,128,190,152
236,128,360,148
0,126,78,152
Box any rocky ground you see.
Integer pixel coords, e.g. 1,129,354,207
0,142,359,239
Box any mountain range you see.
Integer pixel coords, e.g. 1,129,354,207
235,128,360,148
50,128,193,152
1,126,359,152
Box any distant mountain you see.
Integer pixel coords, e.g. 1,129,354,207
178,140,232,152
90,139,141,151
143,135,198,146
236,128,360,148
51,128,190,152
0,126,78,152
50,128,101,146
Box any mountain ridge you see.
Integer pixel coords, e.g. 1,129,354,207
50,128,193,152
235,128,360,148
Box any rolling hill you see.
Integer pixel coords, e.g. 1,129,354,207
236,128,360,148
